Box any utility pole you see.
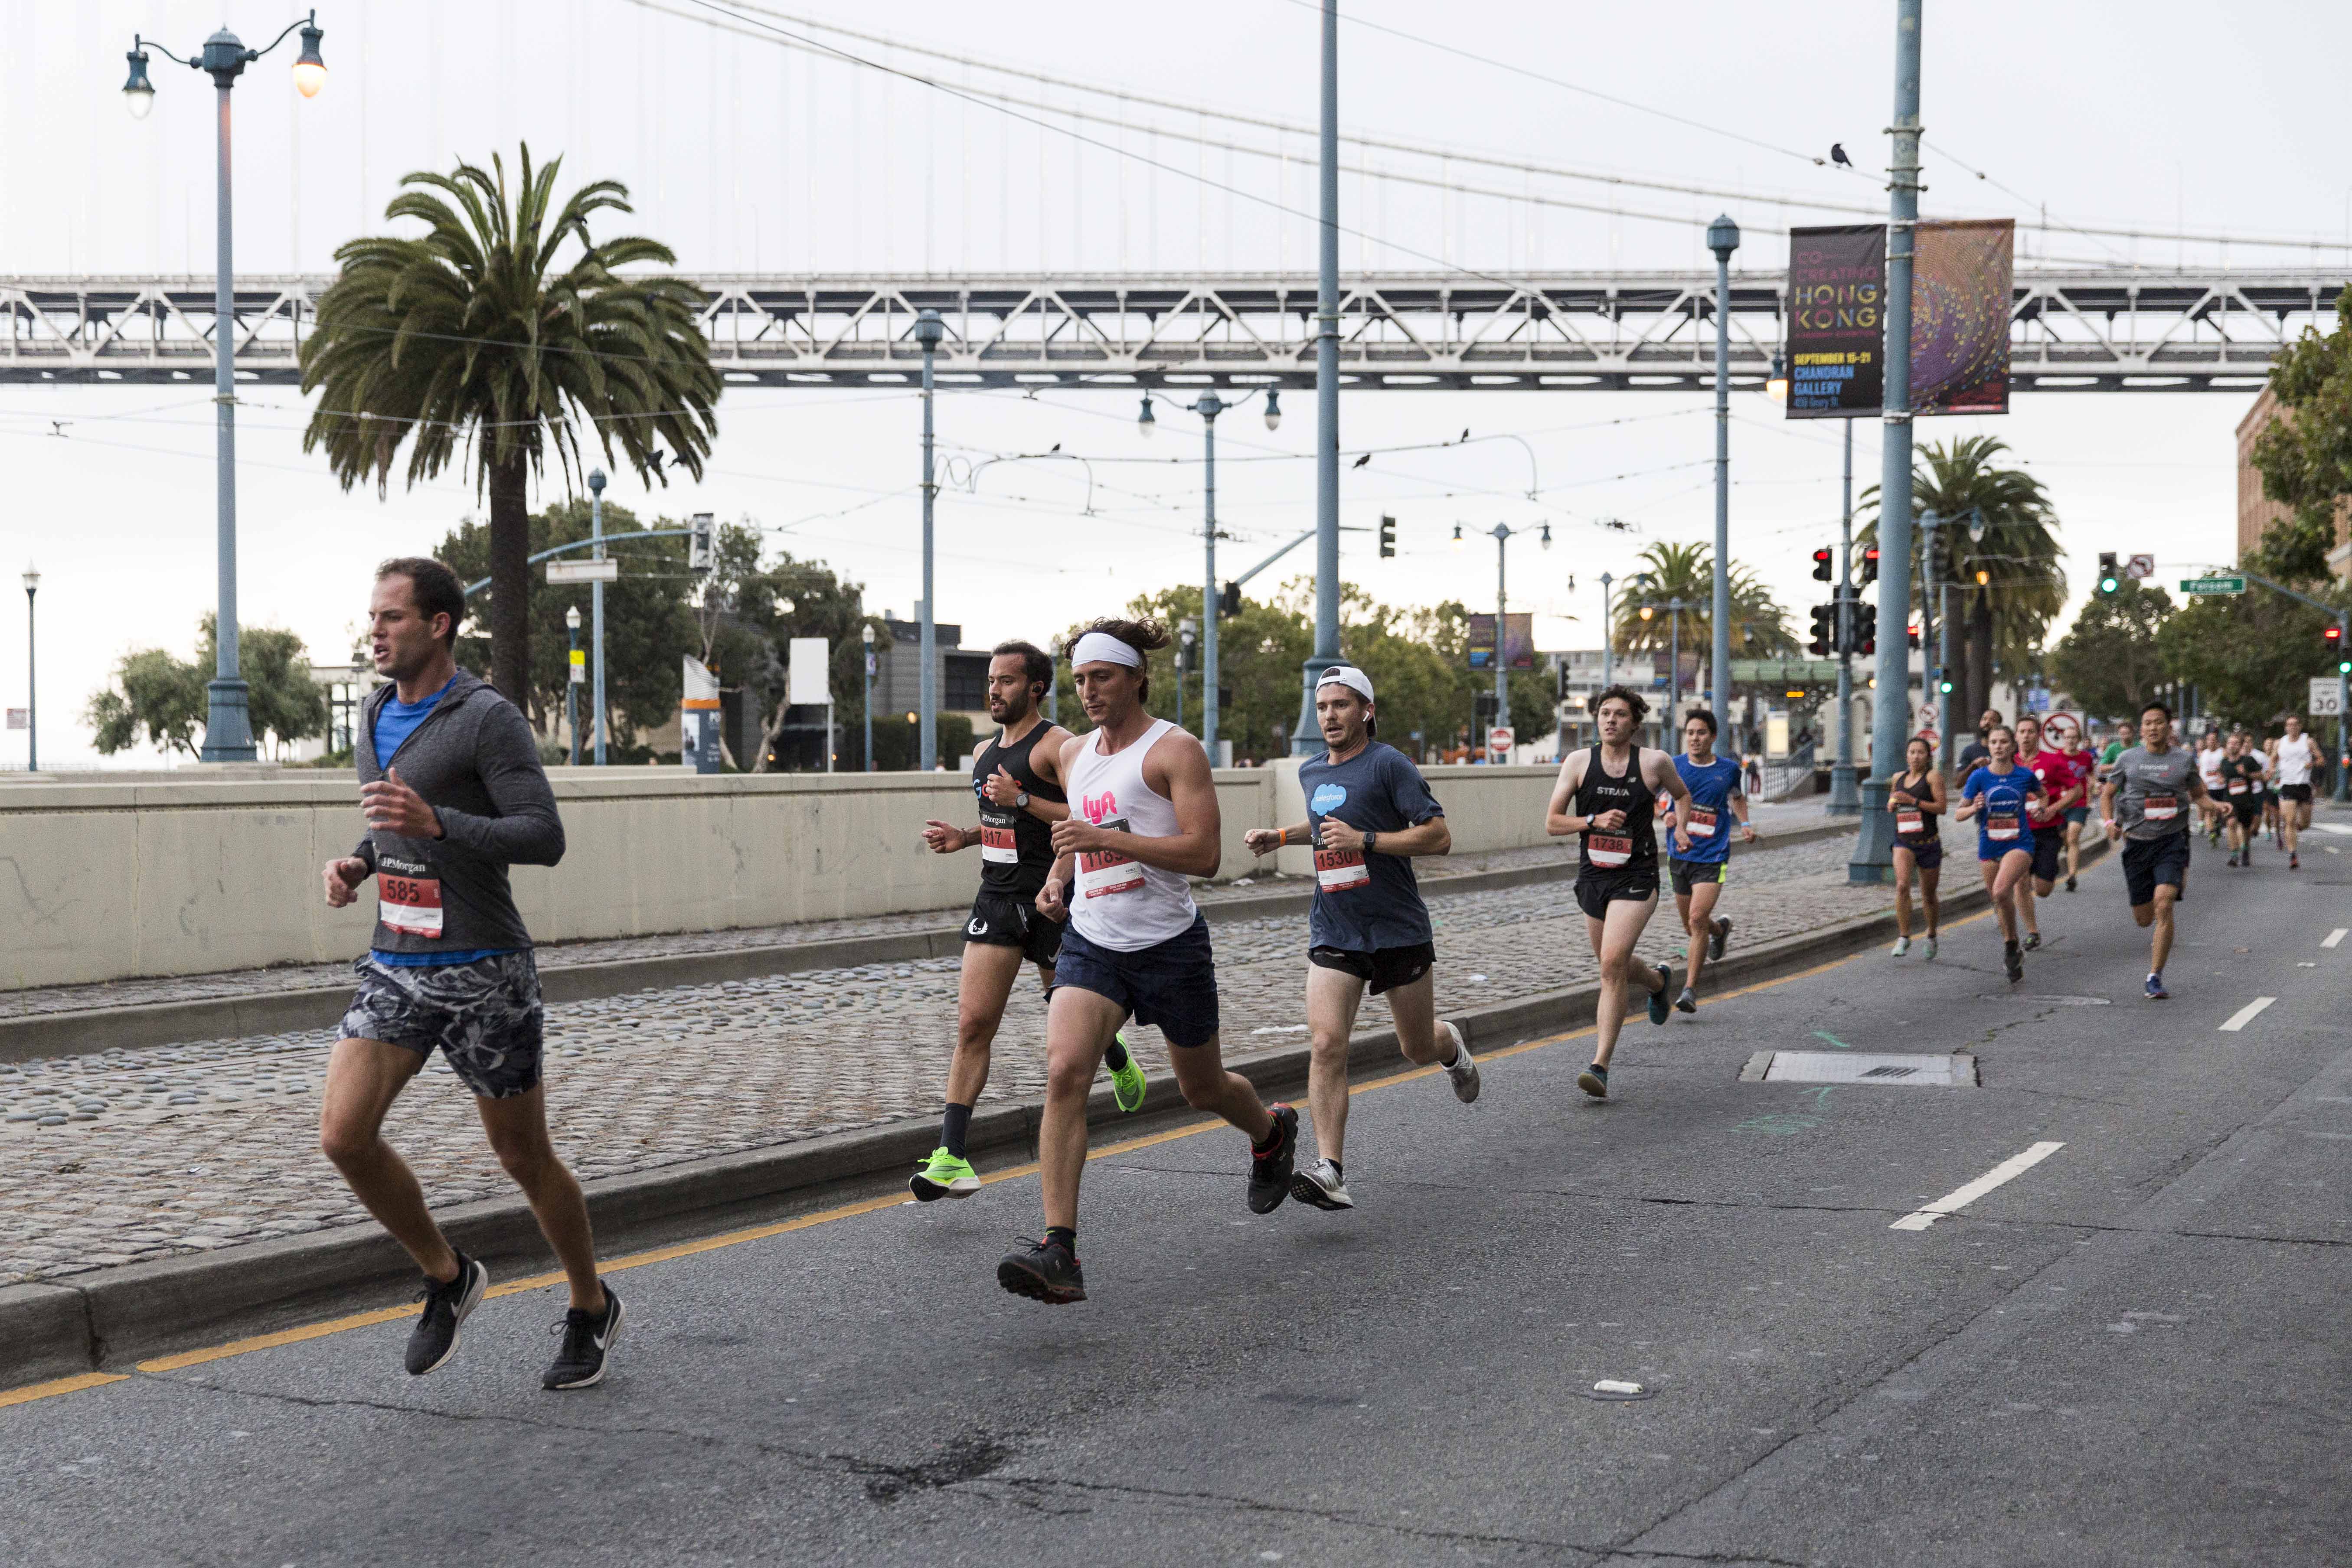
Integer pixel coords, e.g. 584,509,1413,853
1295,0,1344,755
588,468,608,766
915,308,944,771
1195,392,1226,756
1827,418,1862,814
1707,214,1739,722
1853,0,1923,886
564,604,581,766
862,621,876,772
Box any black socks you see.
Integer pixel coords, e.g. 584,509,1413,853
942,1102,973,1160
1105,1035,1132,1073
1045,1225,1077,1253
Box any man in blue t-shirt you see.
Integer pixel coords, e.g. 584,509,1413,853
1656,708,1756,1012
1246,666,1476,1212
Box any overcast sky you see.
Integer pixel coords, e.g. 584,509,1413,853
3,1,2345,765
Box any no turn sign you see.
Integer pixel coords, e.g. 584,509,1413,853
1488,725,1516,756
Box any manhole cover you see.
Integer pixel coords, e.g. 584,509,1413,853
1744,1051,1976,1087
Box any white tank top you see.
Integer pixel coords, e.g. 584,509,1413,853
2198,747,2225,790
1064,719,1200,952
2275,732,2317,786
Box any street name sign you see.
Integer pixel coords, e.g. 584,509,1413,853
2178,574,2245,596
547,558,620,585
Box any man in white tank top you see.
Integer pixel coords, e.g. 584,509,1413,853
995,619,1298,1307
2267,715,2321,869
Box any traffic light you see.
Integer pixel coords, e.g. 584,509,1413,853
2097,552,2120,595
1811,546,1834,582
689,511,715,573
1808,603,1835,656
1907,624,1921,650
1378,515,1397,559
1861,545,1880,586
1218,581,1242,617
2324,624,2343,658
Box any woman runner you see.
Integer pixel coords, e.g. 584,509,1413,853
1953,724,2042,983
1887,735,1946,959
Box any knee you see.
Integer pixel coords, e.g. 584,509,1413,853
1045,1052,1097,1104
1599,951,1632,986
318,1119,375,1170
1310,1029,1351,1066
1175,1066,1226,1112
956,1008,1004,1054
487,1127,557,1185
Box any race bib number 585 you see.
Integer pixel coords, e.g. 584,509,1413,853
379,873,444,937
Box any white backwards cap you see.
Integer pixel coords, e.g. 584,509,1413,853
1068,630,1144,670
1316,665,1375,705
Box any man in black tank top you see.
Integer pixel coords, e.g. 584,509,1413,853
914,641,1145,1200
1545,684,1692,1100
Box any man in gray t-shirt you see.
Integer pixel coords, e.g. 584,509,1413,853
2099,702,2223,1000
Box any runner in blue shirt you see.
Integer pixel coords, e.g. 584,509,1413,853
1953,723,2042,984
1656,708,1755,1012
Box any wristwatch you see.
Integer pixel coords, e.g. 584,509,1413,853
1015,791,1031,810
1364,830,1379,854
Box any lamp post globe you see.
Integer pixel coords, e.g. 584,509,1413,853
122,47,155,116
1136,395,1157,437
1262,388,1282,431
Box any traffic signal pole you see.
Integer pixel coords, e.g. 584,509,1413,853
1828,417,1862,815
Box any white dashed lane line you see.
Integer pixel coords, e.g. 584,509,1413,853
1890,1142,2066,1232
2323,928,2347,950
2219,996,2277,1033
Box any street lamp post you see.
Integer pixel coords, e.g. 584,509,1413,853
588,467,608,765
914,309,945,771
121,12,324,764
1177,619,1197,732
20,565,36,773
1046,634,1062,727
564,604,582,766
1296,0,1344,755
1706,214,1740,720
862,622,876,772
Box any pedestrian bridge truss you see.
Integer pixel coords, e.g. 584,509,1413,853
0,269,2333,391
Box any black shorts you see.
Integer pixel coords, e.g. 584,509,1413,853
1667,856,1728,897
2030,826,2065,882
339,951,544,1100
1894,833,1943,871
1054,915,1221,1047
965,889,1064,967
2229,794,2261,826
1309,942,1436,996
2279,783,2313,804
1574,866,1660,920
2121,833,2191,907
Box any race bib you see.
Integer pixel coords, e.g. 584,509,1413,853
379,872,444,937
1588,833,1633,869
2228,780,2247,796
1896,809,1924,835
978,810,1019,865
1987,813,2021,842
1315,846,1370,892
2143,794,2178,821
1076,819,1146,899
1685,806,1719,836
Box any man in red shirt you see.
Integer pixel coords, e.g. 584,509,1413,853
2012,713,2083,950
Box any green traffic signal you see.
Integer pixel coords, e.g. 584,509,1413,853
1938,679,1954,693
2098,575,2120,594
2339,660,2350,675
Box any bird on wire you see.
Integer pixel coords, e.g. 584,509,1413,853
1830,143,1853,168
1352,453,1372,469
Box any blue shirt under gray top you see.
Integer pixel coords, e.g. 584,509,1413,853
1299,740,1445,953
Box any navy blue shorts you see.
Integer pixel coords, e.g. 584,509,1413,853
2030,826,2066,882
2121,833,2191,907
1894,833,1943,871
1055,914,1221,1047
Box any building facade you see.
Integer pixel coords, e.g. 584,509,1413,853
2236,386,2352,578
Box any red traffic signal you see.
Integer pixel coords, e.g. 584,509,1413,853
1861,545,1881,586
2325,624,2344,652
1811,547,1834,582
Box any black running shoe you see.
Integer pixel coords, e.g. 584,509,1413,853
543,1284,626,1391
1648,964,1674,1026
2065,874,2078,893
1577,1062,1610,1099
405,1253,488,1377
2003,941,2024,983
1247,1104,1300,1213
1707,916,1731,962
2022,931,2041,952
997,1237,1086,1303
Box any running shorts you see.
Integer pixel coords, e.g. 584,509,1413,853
1309,942,1436,996
2121,833,2191,907
2030,826,2066,882
1667,856,1728,897
2279,783,2313,804
1894,834,1943,871
1055,914,1221,1047
1574,866,1660,920
2231,795,2261,827
339,951,543,1099
2064,804,2091,826
965,889,1064,967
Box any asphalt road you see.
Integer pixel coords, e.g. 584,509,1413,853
4,828,2348,1566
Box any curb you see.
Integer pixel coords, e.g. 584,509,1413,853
0,819,2052,1393
0,821,1850,1063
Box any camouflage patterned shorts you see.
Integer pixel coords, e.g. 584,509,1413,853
339,951,545,1099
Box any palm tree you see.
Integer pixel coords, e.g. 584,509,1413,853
1860,436,2065,724
300,145,719,703
1610,541,1797,661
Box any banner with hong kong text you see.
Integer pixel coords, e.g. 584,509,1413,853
1784,224,1886,418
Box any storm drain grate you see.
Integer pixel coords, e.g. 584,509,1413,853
1741,1051,1978,1087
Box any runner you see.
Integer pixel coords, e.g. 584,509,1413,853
1953,723,2041,983
2014,714,2084,951
2268,714,2320,870
318,558,621,1390
2221,730,2267,868
1886,735,1947,959
914,642,1148,1202
1657,708,1755,1011
2099,700,2225,1000
1241,666,1476,1211
2052,714,2098,892
1956,708,2002,774
1544,685,1692,1100
2195,729,2228,849
997,620,1294,1304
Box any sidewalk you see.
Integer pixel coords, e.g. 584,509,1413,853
0,822,1876,1286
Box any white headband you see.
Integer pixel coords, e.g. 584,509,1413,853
1069,631,1144,670
1316,665,1375,705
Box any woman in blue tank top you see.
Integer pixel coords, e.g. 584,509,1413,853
1953,723,2042,983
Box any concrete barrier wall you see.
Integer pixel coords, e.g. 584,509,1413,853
0,762,1561,991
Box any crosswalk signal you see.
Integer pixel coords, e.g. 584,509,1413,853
2097,551,2120,595
1378,515,1397,559
1811,547,1834,582
1861,546,1880,587
1218,581,1242,618
1808,603,1836,657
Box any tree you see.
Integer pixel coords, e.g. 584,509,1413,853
86,616,328,760
2249,292,2352,582
2047,580,2173,724
301,145,719,704
2157,581,2345,735
1862,435,2066,722
1609,541,1797,663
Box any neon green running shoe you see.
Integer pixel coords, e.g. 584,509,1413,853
1109,1029,1148,1114
909,1146,980,1202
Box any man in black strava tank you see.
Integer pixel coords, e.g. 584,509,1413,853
1545,684,1691,1101
915,642,1147,1199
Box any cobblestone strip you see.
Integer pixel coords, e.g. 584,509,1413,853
0,834,1881,1285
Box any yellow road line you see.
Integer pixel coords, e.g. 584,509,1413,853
8,934,1881,1411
